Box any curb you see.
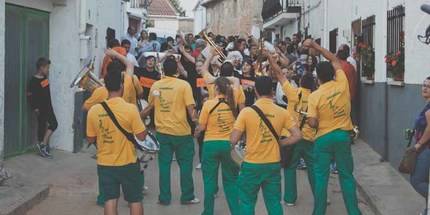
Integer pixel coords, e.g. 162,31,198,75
355,179,382,215
0,185,50,215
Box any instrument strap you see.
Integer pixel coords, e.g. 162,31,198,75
131,74,143,111
250,105,280,145
209,98,229,115
100,101,144,151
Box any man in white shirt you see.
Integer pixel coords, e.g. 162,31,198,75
121,39,139,67
122,27,138,56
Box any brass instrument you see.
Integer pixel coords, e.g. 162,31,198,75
199,30,226,62
255,35,269,77
70,57,103,92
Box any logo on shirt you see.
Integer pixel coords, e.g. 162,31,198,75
327,91,346,118
40,79,49,88
98,116,115,144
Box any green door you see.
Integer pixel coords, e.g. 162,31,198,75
4,4,49,158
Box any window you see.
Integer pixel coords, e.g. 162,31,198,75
386,5,405,81
360,15,375,80
329,28,338,54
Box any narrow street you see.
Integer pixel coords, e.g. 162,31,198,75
13,146,375,215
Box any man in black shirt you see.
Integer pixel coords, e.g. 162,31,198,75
134,55,161,101
27,57,57,158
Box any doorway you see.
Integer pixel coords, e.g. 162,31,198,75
4,4,49,157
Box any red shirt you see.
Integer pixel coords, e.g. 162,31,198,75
340,60,357,101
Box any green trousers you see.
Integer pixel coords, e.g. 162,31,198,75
201,140,239,215
238,162,283,215
284,139,315,204
313,130,361,215
157,132,195,204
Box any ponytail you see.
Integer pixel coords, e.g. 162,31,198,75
214,77,237,117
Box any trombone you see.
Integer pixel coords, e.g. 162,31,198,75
199,30,226,63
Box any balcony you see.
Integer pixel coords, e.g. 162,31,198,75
262,0,301,29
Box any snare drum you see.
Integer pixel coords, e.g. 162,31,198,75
135,131,160,153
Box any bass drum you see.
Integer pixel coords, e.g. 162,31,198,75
137,99,151,126
231,140,246,166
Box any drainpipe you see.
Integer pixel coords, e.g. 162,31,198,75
382,0,389,162
79,0,90,59
323,0,329,49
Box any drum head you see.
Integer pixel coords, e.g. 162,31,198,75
135,132,160,153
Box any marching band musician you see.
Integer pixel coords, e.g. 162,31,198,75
268,49,317,206
194,77,240,215
141,56,200,206
302,39,361,215
82,47,143,206
230,76,302,215
86,60,147,215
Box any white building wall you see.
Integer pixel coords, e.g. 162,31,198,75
405,0,430,84
193,5,207,35
152,16,179,33
5,0,53,11
49,0,80,152
0,0,5,159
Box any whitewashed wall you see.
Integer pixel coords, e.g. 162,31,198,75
193,4,207,35
5,0,53,11
405,0,430,84
151,16,179,33
0,0,5,159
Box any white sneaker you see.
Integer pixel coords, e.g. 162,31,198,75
327,198,331,205
196,163,202,169
285,202,296,207
182,198,200,205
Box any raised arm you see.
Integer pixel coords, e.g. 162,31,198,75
201,47,218,84
303,39,342,71
265,49,288,85
104,49,134,75
179,44,196,64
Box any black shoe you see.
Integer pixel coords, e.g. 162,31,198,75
36,143,48,158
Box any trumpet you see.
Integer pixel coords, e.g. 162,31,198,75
199,30,226,63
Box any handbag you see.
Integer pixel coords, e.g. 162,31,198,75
398,129,417,174
250,105,292,168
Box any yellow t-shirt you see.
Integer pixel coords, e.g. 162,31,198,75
199,97,235,141
207,84,246,106
86,97,146,166
282,81,317,141
307,69,353,139
123,74,143,105
148,76,196,136
82,73,142,110
234,98,296,164
83,87,109,111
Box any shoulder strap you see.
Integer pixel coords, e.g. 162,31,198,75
100,101,143,151
209,98,229,115
250,105,280,144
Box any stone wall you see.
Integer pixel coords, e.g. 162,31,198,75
205,0,262,36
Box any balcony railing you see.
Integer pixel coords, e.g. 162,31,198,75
262,0,301,23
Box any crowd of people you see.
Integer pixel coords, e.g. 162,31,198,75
29,25,365,215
